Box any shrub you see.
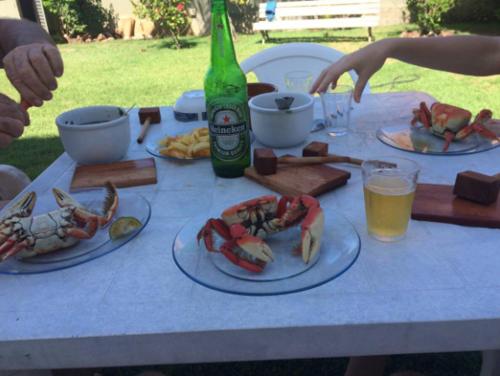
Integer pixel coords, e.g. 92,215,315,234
444,0,499,22
132,0,190,49
42,0,116,39
227,0,258,34
406,0,455,35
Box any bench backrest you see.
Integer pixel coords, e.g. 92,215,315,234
258,0,380,21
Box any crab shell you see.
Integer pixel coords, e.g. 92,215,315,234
430,103,472,136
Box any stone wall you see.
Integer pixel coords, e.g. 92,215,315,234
0,0,21,18
380,0,407,26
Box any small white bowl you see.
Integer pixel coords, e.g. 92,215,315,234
249,92,314,148
56,106,131,165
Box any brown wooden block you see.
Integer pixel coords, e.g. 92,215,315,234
245,161,350,197
412,183,500,228
70,157,157,191
453,171,499,205
253,148,278,175
138,107,161,124
302,141,328,157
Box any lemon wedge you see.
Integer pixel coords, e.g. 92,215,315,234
109,217,142,240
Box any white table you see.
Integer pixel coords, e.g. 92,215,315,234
1,92,499,373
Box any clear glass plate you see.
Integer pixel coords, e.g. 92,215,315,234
0,190,151,275
377,123,499,155
172,213,360,295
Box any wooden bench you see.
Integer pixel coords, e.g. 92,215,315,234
253,0,380,43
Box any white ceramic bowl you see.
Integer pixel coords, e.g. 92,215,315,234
249,92,314,148
56,106,131,165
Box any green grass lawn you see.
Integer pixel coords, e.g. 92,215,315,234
0,23,499,179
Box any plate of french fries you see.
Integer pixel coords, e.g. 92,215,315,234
146,127,210,160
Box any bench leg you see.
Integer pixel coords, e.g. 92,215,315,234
367,27,374,42
260,31,269,44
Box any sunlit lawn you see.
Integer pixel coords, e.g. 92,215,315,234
0,23,499,179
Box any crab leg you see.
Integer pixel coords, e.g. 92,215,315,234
0,236,29,261
66,216,98,239
443,130,456,152
197,218,231,252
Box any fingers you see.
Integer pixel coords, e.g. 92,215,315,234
2,43,63,107
0,115,24,148
43,44,64,77
353,74,370,103
310,66,341,94
0,94,26,148
29,47,58,90
0,94,30,126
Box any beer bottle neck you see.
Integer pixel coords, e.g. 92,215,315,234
210,0,238,67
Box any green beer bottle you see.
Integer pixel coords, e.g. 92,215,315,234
204,0,251,178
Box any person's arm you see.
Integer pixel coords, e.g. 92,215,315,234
0,18,63,107
311,35,500,102
0,18,54,65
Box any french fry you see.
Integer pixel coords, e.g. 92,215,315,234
158,127,211,159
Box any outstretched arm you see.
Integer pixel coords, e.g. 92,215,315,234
311,35,500,102
0,18,63,107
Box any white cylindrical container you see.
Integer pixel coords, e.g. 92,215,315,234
249,92,314,148
56,106,131,165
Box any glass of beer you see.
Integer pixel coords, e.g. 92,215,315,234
362,157,420,242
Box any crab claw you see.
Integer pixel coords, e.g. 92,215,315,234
1,191,36,221
455,122,499,142
300,206,324,264
236,234,274,264
53,182,118,227
411,102,432,128
218,234,273,273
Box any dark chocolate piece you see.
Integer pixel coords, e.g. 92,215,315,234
453,170,500,205
254,148,278,175
302,141,328,157
138,107,161,124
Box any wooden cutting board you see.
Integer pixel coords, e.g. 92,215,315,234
411,183,500,228
70,157,157,191
244,163,351,197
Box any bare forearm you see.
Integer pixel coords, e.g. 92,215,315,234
382,35,500,76
0,19,54,67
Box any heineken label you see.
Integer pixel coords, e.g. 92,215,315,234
208,103,249,161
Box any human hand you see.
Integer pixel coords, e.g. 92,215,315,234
2,43,63,107
310,40,390,102
0,94,29,148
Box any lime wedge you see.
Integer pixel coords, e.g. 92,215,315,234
109,216,142,240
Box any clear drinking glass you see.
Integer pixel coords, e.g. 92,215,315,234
284,70,313,93
320,84,353,136
361,157,420,242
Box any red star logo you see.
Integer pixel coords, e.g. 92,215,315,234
223,115,230,124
